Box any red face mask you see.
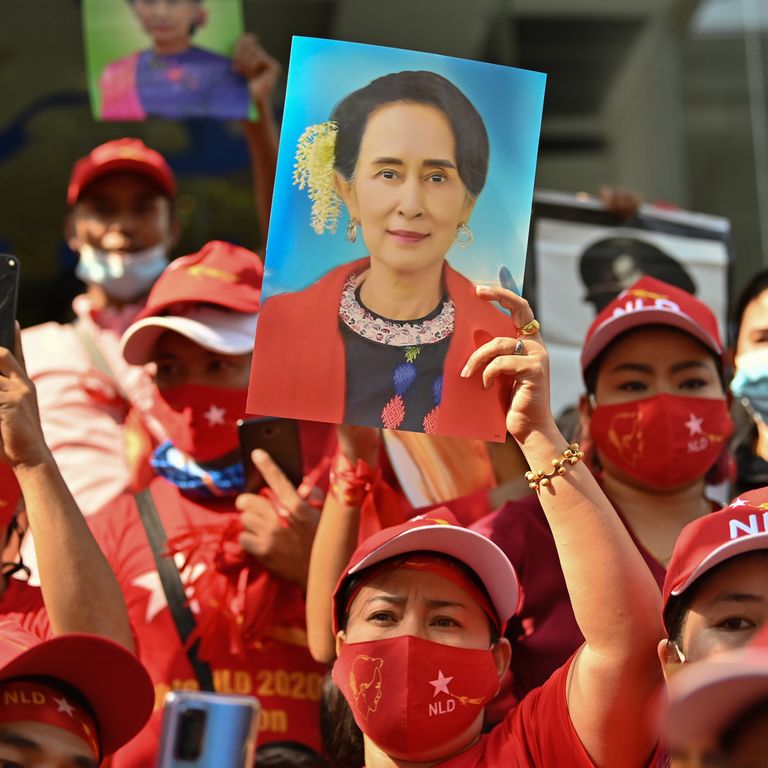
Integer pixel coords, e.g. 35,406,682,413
333,634,499,759
589,394,733,489
149,384,248,463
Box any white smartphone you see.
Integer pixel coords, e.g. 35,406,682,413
156,690,261,768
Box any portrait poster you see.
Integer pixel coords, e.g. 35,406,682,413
82,0,255,121
247,37,546,442
529,189,732,421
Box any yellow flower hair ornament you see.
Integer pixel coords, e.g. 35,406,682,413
293,121,342,235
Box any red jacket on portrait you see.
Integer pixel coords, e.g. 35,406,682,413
247,258,513,442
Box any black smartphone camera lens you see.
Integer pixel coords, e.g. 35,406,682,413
174,706,207,760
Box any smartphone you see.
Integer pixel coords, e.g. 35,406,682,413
237,417,303,491
0,255,20,350
156,690,261,768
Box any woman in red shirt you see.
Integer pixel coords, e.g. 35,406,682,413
471,275,733,714
309,284,665,766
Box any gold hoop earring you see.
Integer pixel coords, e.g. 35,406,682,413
455,222,473,248
347,218,358,244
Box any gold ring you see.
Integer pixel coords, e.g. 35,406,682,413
520,318,540,336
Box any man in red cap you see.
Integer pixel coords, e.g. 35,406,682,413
87,241,332,767
459,276,733,719
22,137,179,522
0,618,153,766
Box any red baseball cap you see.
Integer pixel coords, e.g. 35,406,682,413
662,487,768,627
665,624,768,747
120,240,263,364
0,619,154,757
580,275,723,372
67,138,175,206
331,508,520,634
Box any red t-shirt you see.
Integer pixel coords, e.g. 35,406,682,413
88,476,328,767
0,579,50,639
471,493,666,721
378,659,595,768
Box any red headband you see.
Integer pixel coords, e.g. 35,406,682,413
345,554,501,632
0,680,99,758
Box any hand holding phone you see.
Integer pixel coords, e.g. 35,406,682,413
237,417,303,492
0,255,20,351
157,690,260,768
236,418,319,587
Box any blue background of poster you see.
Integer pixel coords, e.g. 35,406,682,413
262,36,546,299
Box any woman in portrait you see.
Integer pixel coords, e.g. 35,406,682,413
98,0,250,120
250,70,522,442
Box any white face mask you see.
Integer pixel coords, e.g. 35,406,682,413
76,243,168,302
732,348,768,423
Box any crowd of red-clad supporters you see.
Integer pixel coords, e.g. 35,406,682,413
2,30,768,768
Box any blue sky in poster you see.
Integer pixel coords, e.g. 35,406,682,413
262,36,546,300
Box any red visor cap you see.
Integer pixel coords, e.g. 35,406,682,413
663,487,768,628
133,240,263,322
580,275,723,375
0,619,154,757
331,508,520,634
67,138,175,206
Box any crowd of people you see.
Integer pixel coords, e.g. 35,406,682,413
3,27,768,768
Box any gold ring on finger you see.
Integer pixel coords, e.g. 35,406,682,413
520,318,540,336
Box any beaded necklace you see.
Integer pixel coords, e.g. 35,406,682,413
339,274,455,433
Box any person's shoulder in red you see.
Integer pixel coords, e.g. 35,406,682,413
471,493,572,617
471,493,551,579
471,495,586,710
258,258,368,320
0,580,50,641
86,476,220,596
248,259,368,423
254,257,367,350
87,476,237,568
86,484,149,586
436,657,595,768
438,487,493,527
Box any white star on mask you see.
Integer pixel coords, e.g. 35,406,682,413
429,670,454,697
204,404,227,427
54,696,75,717
684,413,704,437
730,497,749,509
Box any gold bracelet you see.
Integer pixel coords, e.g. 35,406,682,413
525,443,584,491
